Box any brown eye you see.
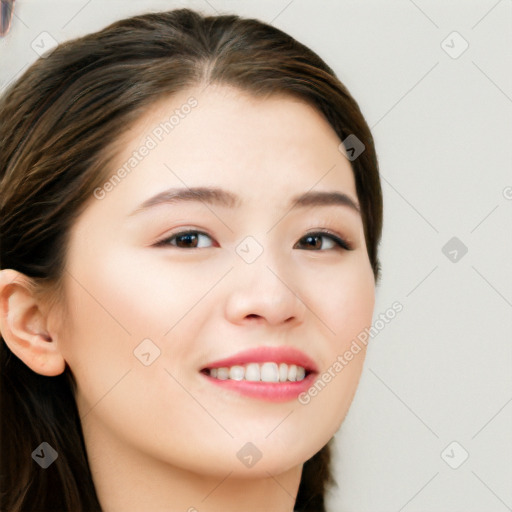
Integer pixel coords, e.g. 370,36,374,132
155,231,214,249
295,232,351,251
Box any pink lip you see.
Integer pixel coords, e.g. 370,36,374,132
202,372,317,402
202,346,319,373
200,346,319,403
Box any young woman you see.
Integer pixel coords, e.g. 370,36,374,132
0,8,383,512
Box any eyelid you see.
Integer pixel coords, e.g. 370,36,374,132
302,228,353,251
153,227,353,251
153,228,214,248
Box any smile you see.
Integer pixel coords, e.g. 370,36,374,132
200,346,318,402
204,362,307,382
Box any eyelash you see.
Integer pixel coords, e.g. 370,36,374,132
154,229,353,251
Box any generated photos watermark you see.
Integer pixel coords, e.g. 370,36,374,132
93,96,198,200
298,301,403,405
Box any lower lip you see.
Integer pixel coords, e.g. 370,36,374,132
200,371,317,402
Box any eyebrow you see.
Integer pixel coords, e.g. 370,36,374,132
128,187,361,216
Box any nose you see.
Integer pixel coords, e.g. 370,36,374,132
224,254,306,327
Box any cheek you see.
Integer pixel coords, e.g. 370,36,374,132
294,256,375,435
59,245,220,405
329,264,375,340
67,245,219,339
301,253,376,347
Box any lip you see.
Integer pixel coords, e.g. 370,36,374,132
201,372,317,402
200,346,319,403
201,346,319,373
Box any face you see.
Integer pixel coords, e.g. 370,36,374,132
54,84,375,478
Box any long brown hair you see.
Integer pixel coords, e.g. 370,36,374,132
0,8,383,511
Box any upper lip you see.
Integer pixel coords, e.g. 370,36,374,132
201,346,319,373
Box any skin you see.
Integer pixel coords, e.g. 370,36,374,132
0,84,375,512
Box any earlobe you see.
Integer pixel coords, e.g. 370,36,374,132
0,269,66,377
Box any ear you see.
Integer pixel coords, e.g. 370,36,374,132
0,269,66,376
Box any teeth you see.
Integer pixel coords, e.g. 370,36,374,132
217,367,229,380
207,362,307,382
279,363,288,382
288,364,297,382
245,363,260,381
229,365,245,381
261,362,279,382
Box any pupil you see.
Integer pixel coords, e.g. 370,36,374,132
305,235,320,249
179,233,197,247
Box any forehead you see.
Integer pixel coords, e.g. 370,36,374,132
103,84,358,208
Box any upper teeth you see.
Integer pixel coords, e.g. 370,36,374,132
208,362,306,382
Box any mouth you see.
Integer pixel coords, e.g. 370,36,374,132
200,346,318,402
201,362,311,382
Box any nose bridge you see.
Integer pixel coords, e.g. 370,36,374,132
223,232,305,325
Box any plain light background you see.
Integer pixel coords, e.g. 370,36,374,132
1,1,511,511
